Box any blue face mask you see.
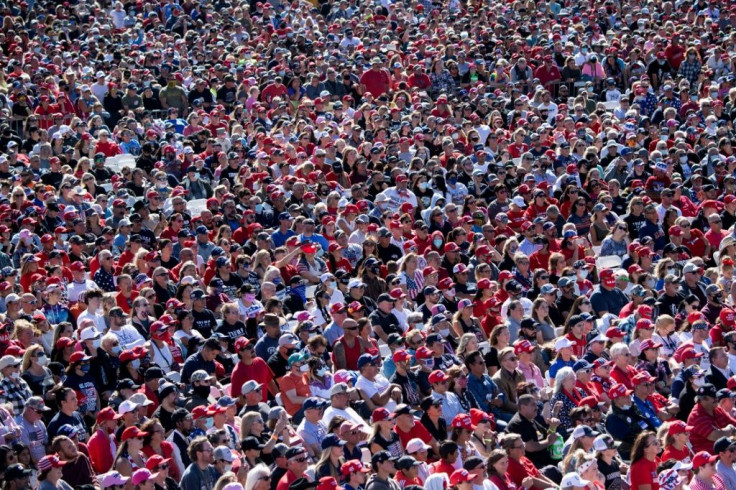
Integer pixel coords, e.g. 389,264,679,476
433,239,443,248
255,204,264,214
291,284,307,302
80,364,90,374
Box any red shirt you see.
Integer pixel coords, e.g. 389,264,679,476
507,457,543,490
360,69,391,97
429,460,455,477
705,228,728,250
682,229,708,258
115,290,138,314
629,457,659,490
231,358,274,403
394,422,434,451
87,428,115,474
609,365,638,390
94,140,122,158
687,402,736,453
565,333,586,358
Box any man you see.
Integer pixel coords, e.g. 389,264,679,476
254,313,283,361
608,343,639,390
342,460,371,490
605,384,652,459
296,397,328,458
167,408,193,470
393,404,439,458
687,383,736,453
390,349,423,408
185,371,216,411
268,333,300,380
47,387,87,442
181,337,221,385
239,380,270,420
323,383,364,427
180,436,218,490
706,347,731,391
631,372,663,429
507,394,559,468
492,347,525,415
87,406,121,474
152,381,179,433
366,451,400,490
52,434,97,487
276,447,311,490
212,446,234,479
3,464,31,490
465,351,505,419
355,353,402,412
429,370,463,422
429,440,459,477
590,269,629,317
333,318,371,370
16,397,50,464
714,436,736,489
0,355,33,415
502,433,558,490
678,262,708,306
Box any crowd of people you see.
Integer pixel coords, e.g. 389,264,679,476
3,0,736,489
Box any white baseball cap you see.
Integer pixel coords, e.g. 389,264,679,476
560,473,590,488
406,438,431,454
554,337,575,351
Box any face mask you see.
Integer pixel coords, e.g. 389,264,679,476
693,377,705,388
299,364,309,372
439,329,450,338
244,293,256,302
415,323,425,331
111,345,122,355
620,404,631,410
422,359,434,370
255,204,263,214
131,359,141,371
448,178,458,185
194,385,211,398
92,338,101,349
38,355,49,366
667,268,676,276
446,288,456,297
315,248,325,259
418,182,428,192
81,364,91,374
10,372,20,380
660,135,668,141
680,156,688,163
326,281,336,290
433,239,443,248
316,368,328,377
580,270,589,279
223,464,233,473
646,279,656,288
204,417,214,429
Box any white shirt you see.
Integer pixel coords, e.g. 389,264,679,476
383,186,418,211
109,325,146,348
67,279,99,303
323,405,365,427
500,297,534,321
355,374,397,412
77,310,106,333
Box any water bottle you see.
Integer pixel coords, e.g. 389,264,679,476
550,434,563,460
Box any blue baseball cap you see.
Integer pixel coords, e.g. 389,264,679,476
573,360,593,372
196,226,208,235
279,212,292,221
321,433,346,449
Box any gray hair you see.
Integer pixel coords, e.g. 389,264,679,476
554,367,576,394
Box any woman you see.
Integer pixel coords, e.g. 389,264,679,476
660,420,693,464
486,449,519,490
114,426,149,476
548,339,576,382
513,253,533,292
600,221,629,258
314,437,344,479
306,356,333,400
277,352,311,421
37,454,73,490
399,253,423,302
590,204,611,246
369,407,402,456
419,396,446,443
564,315,587,359
635,337,672,396
130,297,156,341
455,333,480,362
567,198,592,238
595,435,626,490
561,432,596,474
448,365,480,413
239,412,287,464
21,344,53,397
651,315,680,359
629,319,655,359
452,299,486,343
485,325,511,376
629,431,660,490
63,352,99,417
140,419,180,482
550,367,586,433
243,464,271,490
468,408,495,458
532,298,556,342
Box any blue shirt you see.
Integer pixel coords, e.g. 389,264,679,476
467,372,500,412
299,233,329,253
548,358,575,380
271,229,296,247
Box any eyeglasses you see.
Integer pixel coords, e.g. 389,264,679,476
292,457,308,463
504,356,519,362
